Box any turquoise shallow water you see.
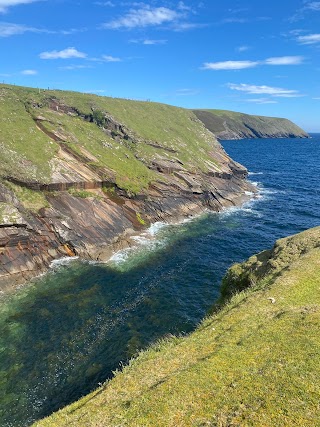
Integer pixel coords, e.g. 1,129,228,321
1,136,320,426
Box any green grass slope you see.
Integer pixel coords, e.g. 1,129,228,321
193,109,309,140
0,84,221,193
0,87,58,182
35,227,320,427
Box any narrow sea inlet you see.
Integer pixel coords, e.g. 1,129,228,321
1,137,320,427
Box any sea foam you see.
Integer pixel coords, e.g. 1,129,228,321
248,171,263,176
50,256,79,269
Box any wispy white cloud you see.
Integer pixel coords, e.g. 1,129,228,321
102,6,180,29
142,38,167,45
297,33,320,44
237,45,250,52
0,21,87,37
289,1,320,21
202,56,304,70
59,27,87,35
306,1,320,9
221,17,248,24
265,56,304,65
40,47,87,59
48,50,123,66
274,93,305,98
218,14,270,25
21,69,37,75
95,1,114,6
177,1,193,12
59,65,93,70
101,55,121,62
203,60,259,70
101,4,202,31
245,98,278,104
172,22,207,31
227,83,302,97
227,7,249,13
129,38,167,45
287,28,306,36
0,22,37,36
0,0,42,13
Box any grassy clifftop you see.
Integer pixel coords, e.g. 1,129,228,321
35,227,320,427
193,109,309,140
0,84,308,194
0,84,221,193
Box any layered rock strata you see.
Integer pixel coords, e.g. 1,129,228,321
0,160,254,291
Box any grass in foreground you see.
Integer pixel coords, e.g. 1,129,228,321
35,227,320,427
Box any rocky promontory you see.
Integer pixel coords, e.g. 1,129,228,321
0,85,258,289
193,109,309,140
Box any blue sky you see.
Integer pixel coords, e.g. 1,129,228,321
0,0,319,131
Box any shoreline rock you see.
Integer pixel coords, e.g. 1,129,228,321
0,172,256,293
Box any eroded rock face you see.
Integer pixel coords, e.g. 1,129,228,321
0,220,67,292
1,165,253,294
0,162,255,291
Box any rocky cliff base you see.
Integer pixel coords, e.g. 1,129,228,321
0,167,254,291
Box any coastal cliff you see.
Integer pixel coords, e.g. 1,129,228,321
35,227,320,427
193,109,309,140
0,84,255,289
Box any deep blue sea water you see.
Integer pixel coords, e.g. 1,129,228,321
1,135,320,426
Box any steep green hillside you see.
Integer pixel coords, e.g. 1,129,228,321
0,84,222,193
193,109,309,140
35,227,320,427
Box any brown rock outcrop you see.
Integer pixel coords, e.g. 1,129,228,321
0,161,255,291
